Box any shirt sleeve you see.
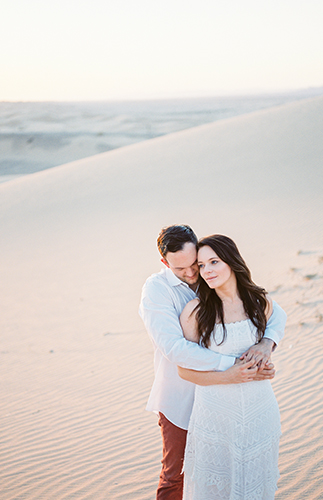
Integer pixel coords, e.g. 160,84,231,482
139,278,235,371
263,300,287,346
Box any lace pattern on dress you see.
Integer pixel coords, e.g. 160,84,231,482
183,320,281,500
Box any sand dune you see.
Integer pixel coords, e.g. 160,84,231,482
2,93,320,178
1,96,323,499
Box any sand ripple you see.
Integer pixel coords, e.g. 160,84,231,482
0,332,161,499
271,249,323,500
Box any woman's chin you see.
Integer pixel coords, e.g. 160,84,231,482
205,280,217,289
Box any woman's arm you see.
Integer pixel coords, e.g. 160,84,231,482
178,359,258,385
179,298,200,343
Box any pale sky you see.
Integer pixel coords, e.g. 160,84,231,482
1,0,322,101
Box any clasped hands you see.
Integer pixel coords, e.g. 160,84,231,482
233,338,276,383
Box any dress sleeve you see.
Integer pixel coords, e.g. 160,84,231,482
139,278,235,371
263,301,287,346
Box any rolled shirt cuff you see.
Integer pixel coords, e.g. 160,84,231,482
263,328,280,348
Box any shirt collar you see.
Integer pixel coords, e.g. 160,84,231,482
165,267,190,288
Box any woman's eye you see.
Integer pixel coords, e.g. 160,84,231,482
211,260,218,265
198,264,204,269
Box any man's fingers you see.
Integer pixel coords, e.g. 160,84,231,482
245,353,254,363
240,349,256,361
259,356,271,370
239,355,274,378
242,359,255,369
244,351,265,364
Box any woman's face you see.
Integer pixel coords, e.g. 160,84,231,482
198,245,233,289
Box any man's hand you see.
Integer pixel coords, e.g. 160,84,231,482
240,338,275,369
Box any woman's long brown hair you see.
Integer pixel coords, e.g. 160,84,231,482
195,235,268,347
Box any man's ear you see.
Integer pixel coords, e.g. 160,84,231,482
161,258,170,268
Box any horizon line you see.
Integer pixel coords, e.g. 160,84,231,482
1,86,323,104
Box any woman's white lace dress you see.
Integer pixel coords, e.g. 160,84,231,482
183,320,281,500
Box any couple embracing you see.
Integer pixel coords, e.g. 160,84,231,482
139,225,286,500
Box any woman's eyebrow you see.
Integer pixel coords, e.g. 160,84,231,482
198,258,216,264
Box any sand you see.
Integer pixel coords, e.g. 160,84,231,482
0,96,322,499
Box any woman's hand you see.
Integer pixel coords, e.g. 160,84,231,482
222,359,258,384
254,362,275,380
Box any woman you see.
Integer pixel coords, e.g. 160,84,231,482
178,235,281,500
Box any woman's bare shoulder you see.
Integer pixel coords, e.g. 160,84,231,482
180,299,200,342
180,298,199,319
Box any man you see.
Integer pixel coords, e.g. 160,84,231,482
139,225,286,500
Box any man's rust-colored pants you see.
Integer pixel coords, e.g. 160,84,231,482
156,413,188,500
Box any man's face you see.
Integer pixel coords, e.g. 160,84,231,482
162,242,199,286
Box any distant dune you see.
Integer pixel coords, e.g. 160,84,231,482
1,96,322,499
1,91,322,178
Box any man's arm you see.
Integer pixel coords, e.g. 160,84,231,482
240,300,287,368
178,300,276,384
139,278,235,372
263,301,286,345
